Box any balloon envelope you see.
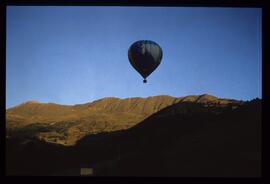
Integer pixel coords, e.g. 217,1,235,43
128,40,163,82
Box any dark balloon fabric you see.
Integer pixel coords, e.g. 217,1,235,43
128,40,163,79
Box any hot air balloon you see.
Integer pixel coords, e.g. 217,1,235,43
128,40,163,83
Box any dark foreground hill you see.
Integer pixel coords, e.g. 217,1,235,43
6,96,261,176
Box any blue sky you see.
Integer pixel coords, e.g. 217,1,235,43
6,6,262,108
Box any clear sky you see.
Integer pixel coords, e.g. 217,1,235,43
6,6,262,108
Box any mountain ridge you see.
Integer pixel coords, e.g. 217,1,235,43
8,93,242,109
6,94,245,145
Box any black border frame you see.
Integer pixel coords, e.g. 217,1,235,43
0,0,267,184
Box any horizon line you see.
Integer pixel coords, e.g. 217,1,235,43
6,93,260,109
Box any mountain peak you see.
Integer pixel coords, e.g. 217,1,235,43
24,100,41,104
197,94,218,102
91,97,121,103
200,93,216,97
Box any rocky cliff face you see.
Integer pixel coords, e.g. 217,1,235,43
6,94,243,145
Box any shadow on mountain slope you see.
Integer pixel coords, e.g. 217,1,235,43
6,99,261,176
